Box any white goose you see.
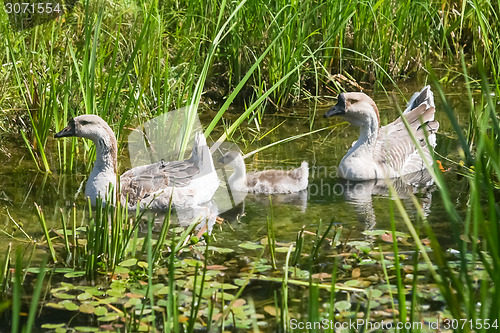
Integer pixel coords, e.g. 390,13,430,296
55,115,219,209
219,151,309,194
324,86,439,180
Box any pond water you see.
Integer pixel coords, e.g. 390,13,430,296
0,84,471,257
0,82,472,328
206,84,469,249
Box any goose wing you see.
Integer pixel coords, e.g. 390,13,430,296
120,159,201,203
373,104,439,174
120,131,212,204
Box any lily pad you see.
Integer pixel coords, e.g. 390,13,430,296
264,305,277,316
77,292,93,301
41,324,66,329
368,288,383,298
108,289,126,298
97,313,120,321
125,298,142,307
345,279,360,287
275,246,294,253
46,302,64,310
98,297,118,304
206,246,234,253
114,266,130,274
64,271,86,278
94,306,108,316
61,300,79,311
75,327,99,332
53,292,76,300
79,303,96,314
239,242,264,250
119,258,138,267
334,300,351,311
137,261,149,268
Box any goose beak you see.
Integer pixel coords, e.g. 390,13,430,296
55,120,76,138
324,93,346,118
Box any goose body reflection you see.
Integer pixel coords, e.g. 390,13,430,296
141,200,219,236
338,169,435,230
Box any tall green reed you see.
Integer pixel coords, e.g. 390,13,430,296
85,195,147,280
389,61,499,328
4,247,48,333
2,0,500,173
178,0,247,158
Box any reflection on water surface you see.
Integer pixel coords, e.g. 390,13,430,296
0,84,469,255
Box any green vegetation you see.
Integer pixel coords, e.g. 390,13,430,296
0,0,499,331
1,0,500,170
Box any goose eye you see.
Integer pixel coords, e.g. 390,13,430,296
80,120,90,126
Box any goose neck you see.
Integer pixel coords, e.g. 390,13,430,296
352,118,379,155
92,132,118,175
228,155,247,190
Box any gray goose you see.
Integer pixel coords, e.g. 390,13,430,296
55,114,219,209
324,86,439,180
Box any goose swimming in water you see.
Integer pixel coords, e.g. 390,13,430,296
219,151,309,194
324,86,439,181
55,114,219,209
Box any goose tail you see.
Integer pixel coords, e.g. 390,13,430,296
192,132,207,154
189,132,206,163
404,86,438,148
421,120,440,148
404,85,435,114
191,132,217,177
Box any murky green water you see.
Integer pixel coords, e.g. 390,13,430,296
208,84,469,251
0,83,476,330
0,83,470,257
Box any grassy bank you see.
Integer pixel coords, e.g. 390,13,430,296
1,0,500,171
0,0,499,331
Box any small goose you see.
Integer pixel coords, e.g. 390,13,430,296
55,114,219,209
324,86,439,180
219,151,309,194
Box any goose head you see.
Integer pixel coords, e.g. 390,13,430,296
55,114,118,175
324,92,380,128
218,151,243,169
55,114,115,142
